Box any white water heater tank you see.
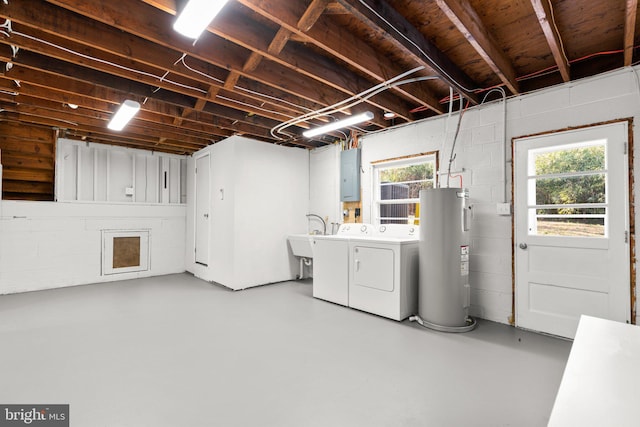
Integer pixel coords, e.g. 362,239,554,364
417,187,473,330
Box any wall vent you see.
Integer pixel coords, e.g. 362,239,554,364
102,230,150,275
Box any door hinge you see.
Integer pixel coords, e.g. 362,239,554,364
625,231,629,243
624,141,628,155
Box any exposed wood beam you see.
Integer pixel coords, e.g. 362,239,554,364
268,28,293,55
3,0,333,123
435,0,519,94
0,69,275,142
0,28,299,124
530,0,570,82
48,0,397,125
334,0,479,104
297,0,330,32
625,0,638,66
238,0,445,114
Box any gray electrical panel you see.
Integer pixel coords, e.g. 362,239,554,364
340,148,361,202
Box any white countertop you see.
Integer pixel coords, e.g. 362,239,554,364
548,315,640,427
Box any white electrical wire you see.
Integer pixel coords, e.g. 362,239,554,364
6,26,312,124
270,68,439,140
272,74,440,140
10,30,209,95
438,86,454,188
481,87,508,202
178,55,225,85
547,0,570,68
216,94,297,119
446,93,465,187
356,0,477,94
178,55,314,115
271,66,426,137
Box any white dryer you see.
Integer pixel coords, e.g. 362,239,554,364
311,224,374,306
348,224,419,320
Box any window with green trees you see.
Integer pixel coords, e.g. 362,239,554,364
374,154,437,224
528,140,606,237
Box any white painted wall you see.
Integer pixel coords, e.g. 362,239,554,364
56,139,187,204
310,66,640,325
309,144,342,234
0,201,186,294
186,135,309,290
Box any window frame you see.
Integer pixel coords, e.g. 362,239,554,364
371,152,438,225
526,139,608,238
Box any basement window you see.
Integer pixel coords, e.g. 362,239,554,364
372,153,437,225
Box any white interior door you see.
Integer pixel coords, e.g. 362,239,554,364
195,154,210,266
514,122,631,339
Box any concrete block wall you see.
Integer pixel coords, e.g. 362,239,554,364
0,201,186,294
311,66,640,325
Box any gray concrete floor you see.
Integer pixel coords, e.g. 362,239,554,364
0,273,571,426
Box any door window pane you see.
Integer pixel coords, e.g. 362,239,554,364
530,208,605,237
528,141,607,238
535,174,605,205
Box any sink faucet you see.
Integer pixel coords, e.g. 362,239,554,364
306,214,326,235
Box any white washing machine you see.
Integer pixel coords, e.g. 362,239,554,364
348,224,419,321
311,224,374,306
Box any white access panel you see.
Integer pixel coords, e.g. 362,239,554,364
312,236,349,306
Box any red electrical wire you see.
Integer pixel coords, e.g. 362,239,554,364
423,46,637,108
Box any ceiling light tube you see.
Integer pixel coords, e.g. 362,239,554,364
173,0,229,39
107,100,140,131
303,111,374,138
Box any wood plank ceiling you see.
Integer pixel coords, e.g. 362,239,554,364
0,0,635,156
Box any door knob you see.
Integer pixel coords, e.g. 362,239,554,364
204,213,209,218
519,243,527,250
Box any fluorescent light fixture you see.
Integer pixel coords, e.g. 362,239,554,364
107,100,140,131
173,0,229,39
303,111,374,138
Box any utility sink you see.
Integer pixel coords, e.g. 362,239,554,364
288,234,314,258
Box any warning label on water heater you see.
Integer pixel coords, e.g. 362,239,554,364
460,245,469,276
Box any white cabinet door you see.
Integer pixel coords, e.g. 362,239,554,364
195,154,210,266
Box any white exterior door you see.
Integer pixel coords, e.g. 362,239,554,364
195,154,210,266
514,122,631,339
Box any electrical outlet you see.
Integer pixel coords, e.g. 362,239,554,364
496,203,511,216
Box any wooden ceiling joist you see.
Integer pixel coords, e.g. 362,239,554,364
530,0,570,82
334,0,480,104
0,0,629,157
237,0,445,114
435,0,519,94
624,0,638,66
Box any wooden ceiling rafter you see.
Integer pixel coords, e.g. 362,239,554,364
0,21,310,130
334,0,480,104
624,0,638,66
0,0,630,160
47,0,395,130
435,0,519,94
530,0,570,82
237,0,445,114
1,0,343,144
